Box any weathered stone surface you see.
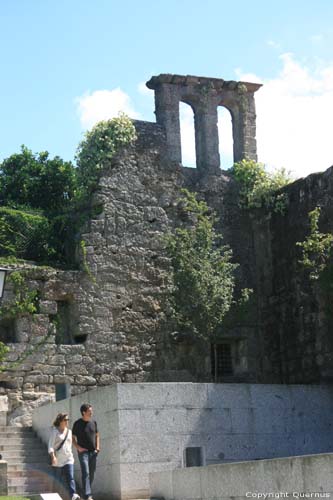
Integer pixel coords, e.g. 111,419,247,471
0,73,333,424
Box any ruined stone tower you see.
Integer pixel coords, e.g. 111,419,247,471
146,74,262,172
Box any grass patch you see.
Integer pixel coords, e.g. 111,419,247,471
0,497,32,500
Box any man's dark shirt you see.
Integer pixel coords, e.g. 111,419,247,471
72,418,98,451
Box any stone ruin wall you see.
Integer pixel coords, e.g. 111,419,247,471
253,167,333,384
1,74,333,424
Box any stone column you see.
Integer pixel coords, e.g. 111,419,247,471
152,84,182,164
0,396,8,426
193,101,220,174
231,92,258,163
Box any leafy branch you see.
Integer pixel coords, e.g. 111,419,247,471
164,189,252,341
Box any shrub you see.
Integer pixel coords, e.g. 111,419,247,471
230,159,292,214
76,113,137,198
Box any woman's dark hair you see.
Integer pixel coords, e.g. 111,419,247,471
80,403,92,415
53,412,69,427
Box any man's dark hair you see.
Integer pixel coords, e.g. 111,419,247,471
80,403,92,415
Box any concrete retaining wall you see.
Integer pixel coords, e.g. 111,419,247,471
0,461,8,495
149,453,333,500
32,383,333,500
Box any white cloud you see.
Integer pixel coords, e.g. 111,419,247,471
238,54,333,178
76,88,140,129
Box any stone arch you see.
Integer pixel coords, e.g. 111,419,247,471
217,105,234,169
179,101,196,167
146,74,262,174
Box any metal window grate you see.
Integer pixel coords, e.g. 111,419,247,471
213,343,233,376
185,447,203,467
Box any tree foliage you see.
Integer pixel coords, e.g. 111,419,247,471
0,145,76,213
0,206,52,260
0,114,137,266
297,207,333,281
76,113,137,199
230,159,292,214
165,189,251,340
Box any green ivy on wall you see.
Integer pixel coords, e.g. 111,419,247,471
230,159,292,214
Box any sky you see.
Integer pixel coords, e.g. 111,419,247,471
1,0,333,178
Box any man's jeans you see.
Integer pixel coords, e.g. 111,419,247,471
78,451,97,499
53,463,76,497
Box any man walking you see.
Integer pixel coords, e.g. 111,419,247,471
72,403,100,500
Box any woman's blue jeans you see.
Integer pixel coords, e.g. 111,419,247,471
78,451,97,499
53,463,76,497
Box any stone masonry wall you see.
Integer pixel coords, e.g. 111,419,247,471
253,167,333,383
0,120,260,424
2,117,333,424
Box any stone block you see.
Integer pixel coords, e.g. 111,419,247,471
0,395,8,412
149,470,173,500
172,466,201,499
117,383,208,409
39,300,58,314
119,461,180,500
118,432,183,463
207,383,252,409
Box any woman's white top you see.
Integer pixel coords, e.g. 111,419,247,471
48,427,74,467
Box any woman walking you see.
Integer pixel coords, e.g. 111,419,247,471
48,412,80,500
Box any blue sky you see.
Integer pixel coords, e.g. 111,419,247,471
1,0,333,177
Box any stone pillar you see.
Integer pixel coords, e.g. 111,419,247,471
0,461,8,496
0,396,8,426
151,83,182,164
193,101,220,174
231,92,258,163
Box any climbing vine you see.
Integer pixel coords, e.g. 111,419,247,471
76,113,137,200
80,240,97,283
230,159,292,214
0,270,41,371
297,207,333,281
0,341,9,365
164,189,252,341
0,271,38,318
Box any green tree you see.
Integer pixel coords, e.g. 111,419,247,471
0,145,76,214
165,189,251,340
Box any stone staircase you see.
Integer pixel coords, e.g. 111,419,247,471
0,425,54,496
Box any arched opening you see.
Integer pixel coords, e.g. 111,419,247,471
217,106,234,169
179,102,196,167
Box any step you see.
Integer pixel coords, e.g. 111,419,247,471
8,475,53,486
3,456,49,464
1,447,48,457
0,426,33,432
8,467,52,477
0,435,42,443
8,485,54,495
8,462,52,471
0,443,45,451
